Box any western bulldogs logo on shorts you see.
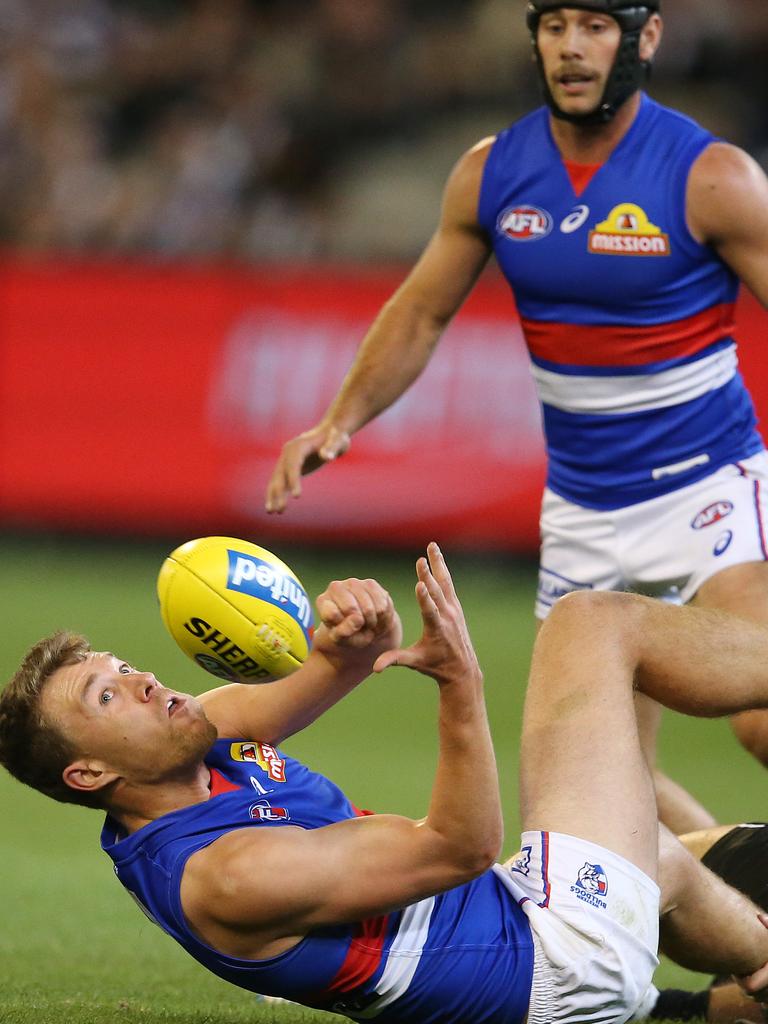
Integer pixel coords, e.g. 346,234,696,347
511,846,532,876
571,862,608,909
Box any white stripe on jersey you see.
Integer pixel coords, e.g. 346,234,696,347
531,344,737,415
353,896,436,1018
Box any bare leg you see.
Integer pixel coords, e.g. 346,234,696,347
521,590,768,977
636,691,717,833
658,825,768,976
693,561,768,765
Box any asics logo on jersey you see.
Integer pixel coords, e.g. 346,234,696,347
691,501,734,530
498,205,553,241
560,205,590,234
588,203,671,256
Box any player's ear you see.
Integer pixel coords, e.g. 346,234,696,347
62,760,120,794
639,13,662,62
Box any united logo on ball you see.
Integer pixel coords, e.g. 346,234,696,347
157,536,314,683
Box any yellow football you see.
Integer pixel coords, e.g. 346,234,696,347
157,536,314,683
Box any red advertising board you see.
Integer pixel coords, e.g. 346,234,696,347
1,259,767,551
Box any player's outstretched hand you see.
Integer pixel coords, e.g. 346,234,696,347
373,543,482,689
265,423,351,513
313,577,403,659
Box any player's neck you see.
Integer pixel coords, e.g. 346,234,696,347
549,91,641,165
109,763,213,835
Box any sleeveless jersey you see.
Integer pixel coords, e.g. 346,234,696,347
101,738,534,1024
478,94,763,510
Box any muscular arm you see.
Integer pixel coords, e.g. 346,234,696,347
687,142,768,306
198,577,402,743
181,545,503,960
265,140,495,513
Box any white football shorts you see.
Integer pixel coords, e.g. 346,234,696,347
536,451,768,619
496,831,660,1024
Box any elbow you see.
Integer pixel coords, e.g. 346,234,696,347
446,832,504,885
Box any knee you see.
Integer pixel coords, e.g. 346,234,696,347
731,710,768,766
541,590,648,654
657,824,698,915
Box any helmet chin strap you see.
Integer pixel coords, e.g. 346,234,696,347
530,6,653,126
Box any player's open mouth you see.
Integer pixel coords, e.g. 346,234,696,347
557,71,595,92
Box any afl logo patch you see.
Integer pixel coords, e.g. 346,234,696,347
498,205,552,242
691,501,734,530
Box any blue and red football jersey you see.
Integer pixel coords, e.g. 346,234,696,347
478,94,763,510
101,738,533,1024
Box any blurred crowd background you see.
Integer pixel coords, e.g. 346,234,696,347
2,0,767,264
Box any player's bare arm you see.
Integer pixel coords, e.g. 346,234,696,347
198,577,401,743
265,141,495,513
181,544,503,959
687,142,768,306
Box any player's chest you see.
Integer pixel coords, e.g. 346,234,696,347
489,174,685,302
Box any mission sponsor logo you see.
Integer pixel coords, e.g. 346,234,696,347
230,741,287,782
498,205,553,242
588,203,670,256
571,862,608,909
691,500,734,530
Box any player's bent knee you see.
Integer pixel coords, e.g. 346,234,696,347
540,590,647,661
730,711,768,766
657,825,696,914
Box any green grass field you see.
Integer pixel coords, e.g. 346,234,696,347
1,533,764,1024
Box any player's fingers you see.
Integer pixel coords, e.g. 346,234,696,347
282,443,306,499
373,646,423,673
414,578,442,632
426,542,459,605
265,465,289,513
345,581,380,631
316,595,345,627
416,555,450,617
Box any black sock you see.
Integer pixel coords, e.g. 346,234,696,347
649,989,710,1021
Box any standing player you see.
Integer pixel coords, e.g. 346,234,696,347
5,547,768,1023
265,1,768,831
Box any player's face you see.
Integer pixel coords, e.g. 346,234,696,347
43,652,217,788
537,8,622,118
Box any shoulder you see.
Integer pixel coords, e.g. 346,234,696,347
447,137,497,194
688,142,768,245
690,142,767,193
440,136,497,230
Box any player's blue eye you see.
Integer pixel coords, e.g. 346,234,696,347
118,664,133,674
100,690,114,704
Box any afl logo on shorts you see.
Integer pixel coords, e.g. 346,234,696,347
691,501,734,530
498,205,553,242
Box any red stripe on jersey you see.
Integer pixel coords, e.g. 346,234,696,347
563,159,602,197
352,804,375,817
323,913,391,995
208,768,241,798
521,302,736,368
